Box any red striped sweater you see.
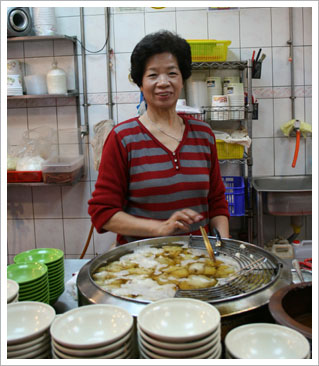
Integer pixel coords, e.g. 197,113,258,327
88,115,229,244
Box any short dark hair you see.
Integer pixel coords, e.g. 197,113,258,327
130,30,192,87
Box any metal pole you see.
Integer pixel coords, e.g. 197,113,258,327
106,7,113,120
288,7,295,120
80,7,89,137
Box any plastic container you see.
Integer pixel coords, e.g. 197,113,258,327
293,240,312,261
222,176,245,216
271,244,294,260
187,40,231,62
42,155,84,184
46,60,67,94
216,140,244,159
7,171,43,183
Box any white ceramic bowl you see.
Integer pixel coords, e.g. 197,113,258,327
52,328,132,357
138,331,220,358
225,323,310,359
7,338,50,358
50,304,133,349
7,331,50,351
138,323,220,350
7,279,19,303
137,298,220,342
7,302,56,345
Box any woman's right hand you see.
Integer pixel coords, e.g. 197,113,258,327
156,209,203,237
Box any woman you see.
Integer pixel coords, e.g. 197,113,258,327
88,31,229,245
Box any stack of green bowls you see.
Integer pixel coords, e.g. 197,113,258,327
14,248,65,305
7,262,49,304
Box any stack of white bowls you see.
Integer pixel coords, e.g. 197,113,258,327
50,304,135,359
137,298,222,359
7,301,56,359
225,323,311,359
32,7,57,36
7,59,23,96
7,279,19,303
224,82,245,120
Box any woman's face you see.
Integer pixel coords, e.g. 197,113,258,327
140,52,183,111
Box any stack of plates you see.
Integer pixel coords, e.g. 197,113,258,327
7,301,56,359
7,279,19,303
137,298,222,359
14,248,65,305
225,323,311,359
7,262,49,303
50,304,135,359
7,60,23,96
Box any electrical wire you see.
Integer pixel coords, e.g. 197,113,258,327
64,26,109,54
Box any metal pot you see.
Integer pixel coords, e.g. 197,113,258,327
77,236,291,323
268,282,312,340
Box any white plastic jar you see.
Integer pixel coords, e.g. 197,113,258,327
46,60,67,94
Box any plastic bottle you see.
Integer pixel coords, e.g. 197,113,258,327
46,60,67,94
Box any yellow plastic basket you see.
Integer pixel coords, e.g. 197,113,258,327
187,40,231,62
216,140,244,160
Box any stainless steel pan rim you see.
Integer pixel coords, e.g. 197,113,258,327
77,236,291,317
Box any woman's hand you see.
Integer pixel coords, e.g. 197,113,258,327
157,209,203,237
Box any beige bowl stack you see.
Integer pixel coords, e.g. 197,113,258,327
7,279,19,303
7,301,56,359
137,298,222,359
50,304,135,359
225,323,311,359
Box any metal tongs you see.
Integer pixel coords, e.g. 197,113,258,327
199,226,216,262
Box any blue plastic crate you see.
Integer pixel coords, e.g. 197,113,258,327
222,176,245,216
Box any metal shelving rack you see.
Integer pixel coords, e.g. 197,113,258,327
7,35,85,185
190,60,254,242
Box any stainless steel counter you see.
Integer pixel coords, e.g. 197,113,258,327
53,258,90,314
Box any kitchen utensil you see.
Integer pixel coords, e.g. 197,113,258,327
7,279,19,303
255,48,262,63
268,282,312,340
7,301,56,345
200,226,215,262
299,258,312,270
212,227,222,247
225,323,310,359
50,304,134,349
292,258,304,282
77,236,291,319
24,74,48,95
137,298,220,342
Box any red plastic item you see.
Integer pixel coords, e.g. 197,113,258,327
7,171,43,183
299,258,312,270
292,129,300,168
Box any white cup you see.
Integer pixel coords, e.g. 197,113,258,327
24,74,48,95
223,76,240,88
228,94,245,119
32,7,57,35
224,82,244,95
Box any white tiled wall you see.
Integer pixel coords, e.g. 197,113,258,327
7,6,313,262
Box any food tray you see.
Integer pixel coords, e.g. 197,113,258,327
42,155,84,184
222,176,245,216
187,40,231,62
7,171,43,183
216,140,244,160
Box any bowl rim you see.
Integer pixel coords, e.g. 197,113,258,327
7,301,56,345
51,328,132,357
7,279,19,302
224,322,310,359
137,298,221,342
137,322,220,350
268,282,312,339
50,304,134,349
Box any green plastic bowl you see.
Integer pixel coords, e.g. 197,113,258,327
7,263,48,284
14,248,64,266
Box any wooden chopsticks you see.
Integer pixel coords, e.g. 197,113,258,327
200,226,216,263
